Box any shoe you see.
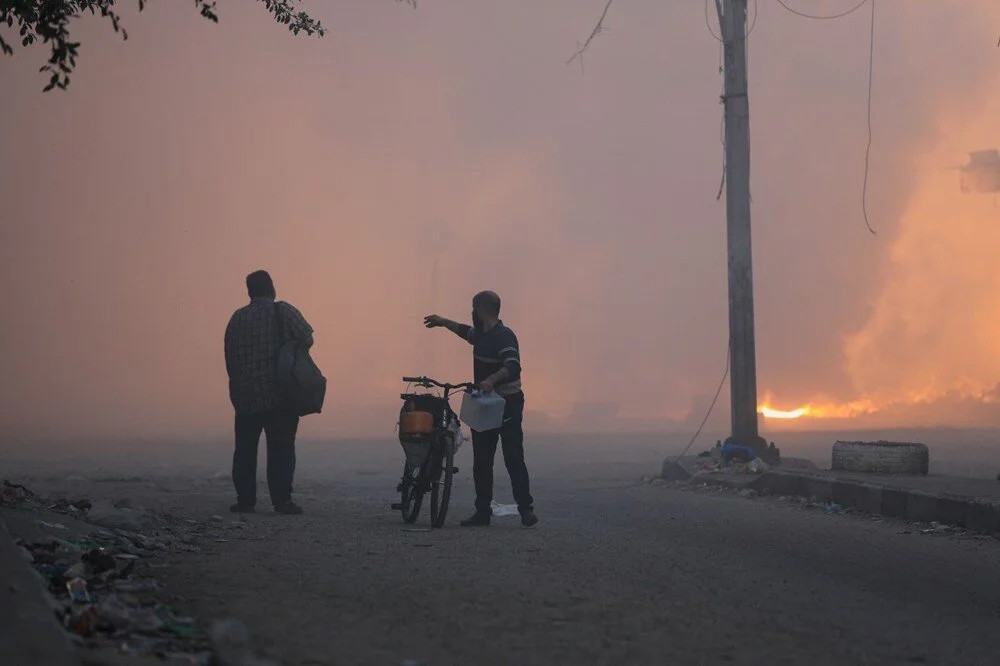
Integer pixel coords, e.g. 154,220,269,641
460,512,491,527
520,510,539,528
274,501,304,515
230,503,255,514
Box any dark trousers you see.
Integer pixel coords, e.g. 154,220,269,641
471,392,534,514
233,408,299,507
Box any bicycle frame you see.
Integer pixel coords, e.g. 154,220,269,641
395,376,474,527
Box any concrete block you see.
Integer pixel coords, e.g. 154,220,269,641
751,471,801,496
880,489,909,518
832,441,929,475
803,477,833,502
905,493,938,523
935,497,969,527
832,481,883,514
965,502,1000,533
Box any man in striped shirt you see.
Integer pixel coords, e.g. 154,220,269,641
424,291,538,528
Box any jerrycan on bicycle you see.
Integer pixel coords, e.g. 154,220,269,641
460,390,506,432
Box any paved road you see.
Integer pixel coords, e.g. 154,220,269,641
97,437,998,666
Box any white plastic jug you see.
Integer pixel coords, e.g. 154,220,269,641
460,391,506,432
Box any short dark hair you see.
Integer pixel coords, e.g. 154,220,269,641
473,290,501,317
246,270,276,298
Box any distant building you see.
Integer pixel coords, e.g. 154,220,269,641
960,149,1000,193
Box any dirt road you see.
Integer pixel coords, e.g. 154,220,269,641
6,436,1000,665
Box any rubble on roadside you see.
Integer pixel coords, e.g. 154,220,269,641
1,478,271,665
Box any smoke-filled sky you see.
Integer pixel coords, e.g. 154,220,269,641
1,0,999,440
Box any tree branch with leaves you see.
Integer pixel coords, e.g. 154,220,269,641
1,0,415,91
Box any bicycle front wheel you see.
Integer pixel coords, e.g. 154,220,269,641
400,461,424,523
430,432,455,528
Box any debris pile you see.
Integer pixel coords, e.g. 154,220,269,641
2,479,225,664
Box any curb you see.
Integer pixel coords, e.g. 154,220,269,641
749,470,1000,533
0,517,80,666
663,459,1000,534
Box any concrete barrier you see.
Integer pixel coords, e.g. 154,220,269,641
748,470,1000,533
658,458,1000,534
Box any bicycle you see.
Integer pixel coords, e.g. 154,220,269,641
392,376,474,528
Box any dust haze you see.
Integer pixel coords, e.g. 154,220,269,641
1,0,999,444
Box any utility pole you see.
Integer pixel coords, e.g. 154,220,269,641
718,0,765,454
572,1,768,456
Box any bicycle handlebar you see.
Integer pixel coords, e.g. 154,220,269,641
402,376,475,391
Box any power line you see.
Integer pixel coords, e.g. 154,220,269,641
775,0,869,21
776,0,878,235
705,0,724,42
567,0,615,67
862,0,877,234
670,347,730,461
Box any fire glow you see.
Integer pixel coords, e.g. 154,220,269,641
759,405,809,419
757,398,882,421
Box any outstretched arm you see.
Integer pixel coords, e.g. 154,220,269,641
424,315,475,343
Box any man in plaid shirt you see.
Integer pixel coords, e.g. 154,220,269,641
225,270,314,515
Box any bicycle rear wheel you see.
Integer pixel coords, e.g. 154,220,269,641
399,461,424,523
430,432,455,528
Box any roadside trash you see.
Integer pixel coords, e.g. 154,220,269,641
824,503,843,512
697,460,722,473
920,522,953,535
68,605,101,637
50,498,92,514
39,563,69,578
5,478,222,664
721,442,756,465
66,561,87,578
490,501,519,517
738,488,758,498
99,595,167,633
1,480,36,507
86,500,158,531
83,548,116,573
67,577,91,603
747,458,770,474
460,390,506,432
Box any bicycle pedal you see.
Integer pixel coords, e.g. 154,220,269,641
390,503,404,510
